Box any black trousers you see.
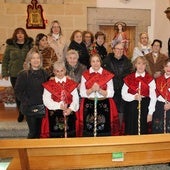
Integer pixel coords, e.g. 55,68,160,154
26,115,42,138
10,77,21,112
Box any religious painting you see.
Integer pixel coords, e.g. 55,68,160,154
26,0,46,29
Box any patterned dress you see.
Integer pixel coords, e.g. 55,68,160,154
78,68,120,137
152,76,170,133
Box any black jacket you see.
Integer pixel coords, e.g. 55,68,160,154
14,69,48,107
69,40,90,68
102,53,132,90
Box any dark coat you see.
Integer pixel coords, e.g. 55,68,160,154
102,53,133,113
14,69,48,107
69,40,90,68
2,37,33,77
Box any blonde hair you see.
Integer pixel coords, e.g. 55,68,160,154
66,49,79,60
49,20,62,35
25,46,43,70
133,56,151,74
139,32,149,38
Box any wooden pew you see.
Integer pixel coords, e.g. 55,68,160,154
0,134,170,170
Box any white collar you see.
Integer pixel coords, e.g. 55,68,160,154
152,52,158,57
135,71,145,77
89,67,103,74
55,76,66,83
141,44,150,50
52,33,60,40
164,74,170,79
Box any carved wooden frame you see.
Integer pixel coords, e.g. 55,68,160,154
26,0,46,29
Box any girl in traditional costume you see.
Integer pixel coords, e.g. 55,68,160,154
42,61,79,138
121,56,156,135
152,58,170,133
78,54,120,137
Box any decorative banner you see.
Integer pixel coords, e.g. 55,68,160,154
26,0,46,29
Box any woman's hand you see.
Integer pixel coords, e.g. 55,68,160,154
164,102,170,111
86,83,100,96
63,108,72,116
60,103,67,111
92,83,100,92
147,114,152,122
134,94,142,101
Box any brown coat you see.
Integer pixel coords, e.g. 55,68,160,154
41,46,58,76
145,52,168,76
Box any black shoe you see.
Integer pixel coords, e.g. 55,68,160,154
17,114,24,122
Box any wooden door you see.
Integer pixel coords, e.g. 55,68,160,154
99,25,136,59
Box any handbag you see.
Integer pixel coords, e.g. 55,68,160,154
21,104,46,117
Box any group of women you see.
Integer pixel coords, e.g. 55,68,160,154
1,20,170,139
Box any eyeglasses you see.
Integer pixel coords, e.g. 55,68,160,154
114,48,124,51
85,36,91,38
52,26,60,29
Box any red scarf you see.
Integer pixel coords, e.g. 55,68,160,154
124,72,153,97
156,76,170,101
43,78,78,104
83,69,114,90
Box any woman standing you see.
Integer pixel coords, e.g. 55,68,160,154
1,27,33,122
145,39,168,79
48,20,68,62
90,31,107,61
82,30,94,55
78,54,120,137
131,32,151,62
122,56,156,135
152,58,170,133
14,47,48,138
69,30,90,68
65,49,87,85
42,61,79,138
35,33,58,77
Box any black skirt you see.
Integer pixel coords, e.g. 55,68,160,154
152,101,170,134
124,97,150,135
48,110,76,138
83,98,111,137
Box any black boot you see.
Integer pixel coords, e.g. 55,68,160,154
17,112,24,122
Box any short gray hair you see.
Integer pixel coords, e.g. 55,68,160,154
53,61,66,71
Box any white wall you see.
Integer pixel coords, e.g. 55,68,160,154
97,0,170,54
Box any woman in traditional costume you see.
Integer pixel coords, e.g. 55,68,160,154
152,58,170,133
121,56,156,135
42,61,79,138
78,54,120,137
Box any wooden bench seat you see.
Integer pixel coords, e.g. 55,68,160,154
0,134,170,170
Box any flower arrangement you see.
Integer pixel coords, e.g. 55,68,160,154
88,43,98,56
2,87,16,104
